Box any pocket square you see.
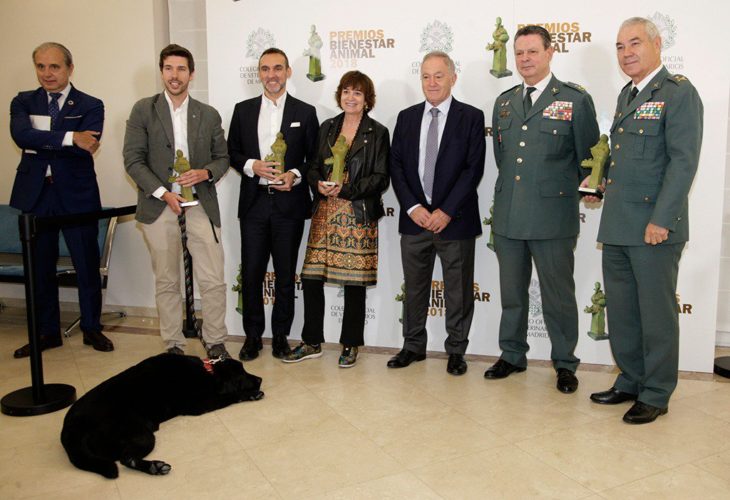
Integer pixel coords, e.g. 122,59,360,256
290,122,301,127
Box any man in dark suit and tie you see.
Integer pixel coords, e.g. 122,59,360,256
587,17,703,424
389,51,486,375
10,42,114,358
485,25,600,393
228,48,318,361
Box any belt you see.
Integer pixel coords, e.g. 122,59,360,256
257,184,276,194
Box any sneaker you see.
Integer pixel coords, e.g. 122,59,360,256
207,343,231,360
166,346,184,355
282,342,322,363
338,346,358,368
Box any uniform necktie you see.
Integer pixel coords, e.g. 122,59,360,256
423,107,439,199
524,86,536,114
627,86,639,107
48,92,62,129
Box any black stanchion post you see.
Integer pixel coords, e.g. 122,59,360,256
1,214,76,416
714,356,730,378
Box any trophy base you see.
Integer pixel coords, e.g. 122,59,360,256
587,331,609,341
180,200,200,207
321,181,337,187
307,73,325,82
267,179,284,185
579,187,604,199
490,69,513,79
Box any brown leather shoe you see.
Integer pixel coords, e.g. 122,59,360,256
83,331,114,352
13,336,63,358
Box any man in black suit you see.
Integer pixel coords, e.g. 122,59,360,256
9,42,113,358
228,48,318,360
389,51,486,375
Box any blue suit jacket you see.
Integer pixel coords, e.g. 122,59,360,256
227,94,319,220
390,97,486,240
9,85,103,213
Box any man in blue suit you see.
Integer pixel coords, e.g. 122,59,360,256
389,51,486,375
10,42,113,358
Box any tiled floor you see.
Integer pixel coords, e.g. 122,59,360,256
1,308,729,499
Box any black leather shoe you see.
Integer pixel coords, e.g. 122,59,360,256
556,368,578,394
239,335,263,361
484,359,526,379
13,336,63,359
623,401,668,424
446,353,467,376
387,349,426,368
83,331,114,352
590,387,637,405
271,334,292,359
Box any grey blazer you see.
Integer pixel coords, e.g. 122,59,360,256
123,93,229,226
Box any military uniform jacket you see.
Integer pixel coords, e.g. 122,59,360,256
492,75,599,240
597,66,703,246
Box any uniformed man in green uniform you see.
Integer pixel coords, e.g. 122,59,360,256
485,25,599,393
585,17,703,424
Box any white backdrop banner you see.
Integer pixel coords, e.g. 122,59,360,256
206,0,729,372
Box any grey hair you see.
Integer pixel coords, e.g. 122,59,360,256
33,42,73,67
620,17,660,41
421,51,456,74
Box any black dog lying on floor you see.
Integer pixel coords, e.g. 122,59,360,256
61,353,263,478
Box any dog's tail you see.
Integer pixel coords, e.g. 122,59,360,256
61,423,119,479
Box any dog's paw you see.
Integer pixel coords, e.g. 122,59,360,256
249,391,264,401
148,460,172,475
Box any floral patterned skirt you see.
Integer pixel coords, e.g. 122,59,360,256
301,196,378,287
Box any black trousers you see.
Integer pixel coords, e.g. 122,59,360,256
32,181,102,339
240,192,304,339
301,279,366,346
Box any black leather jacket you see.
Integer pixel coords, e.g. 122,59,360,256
307,113,390,224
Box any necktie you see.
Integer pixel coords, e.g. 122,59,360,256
423,107,439,199
48,92,62,129
524,86,536,114
627,86,639,107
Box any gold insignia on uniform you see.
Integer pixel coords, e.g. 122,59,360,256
674,74,687,82
653,83,659,88
499,110,510,118
551,87,559,94
514,87,521,94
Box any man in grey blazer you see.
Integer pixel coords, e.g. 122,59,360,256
123,44,231,358
485,25,599,393
586,18,703,424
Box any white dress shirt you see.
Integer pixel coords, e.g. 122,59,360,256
153,91,190,199
522,72,553,105
408,94,453,213
244,91,301,185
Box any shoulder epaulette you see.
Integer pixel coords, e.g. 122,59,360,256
564,81,587,93
499,84,521,97
668,74,689,85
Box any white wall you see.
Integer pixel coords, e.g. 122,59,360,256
0,0,168,309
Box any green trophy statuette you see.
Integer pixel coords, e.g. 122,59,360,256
584,282,608,340
304,24,325,82
264,132,287,184
169,150,198,206
324,135,348,185
486,17,512,79
579,134,609,199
